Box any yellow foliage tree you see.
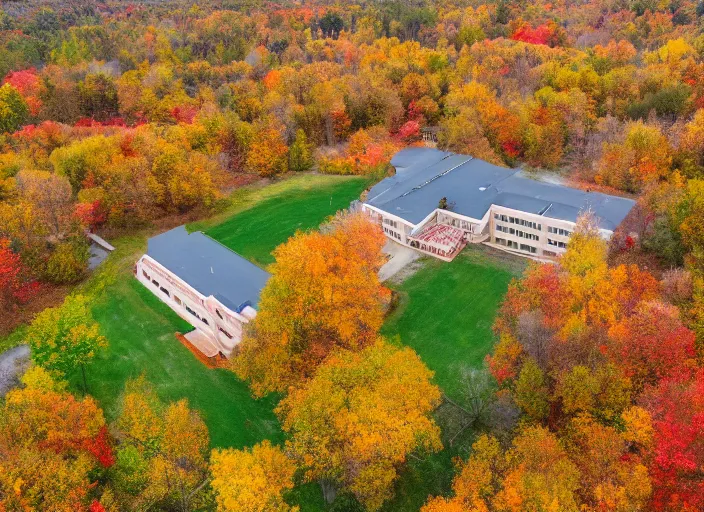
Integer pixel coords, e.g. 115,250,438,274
210,441,298,512
276,341,442,511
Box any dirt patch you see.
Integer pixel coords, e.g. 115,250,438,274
1,284,72,337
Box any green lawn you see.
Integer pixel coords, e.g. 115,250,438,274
374,246,525,510
62,174,370,451
74,277,283,449
200,175,370,266
382,245,524,401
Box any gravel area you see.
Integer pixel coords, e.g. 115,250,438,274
0,345,30,396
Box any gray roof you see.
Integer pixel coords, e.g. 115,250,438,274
147,226,270,313
367,148,635,231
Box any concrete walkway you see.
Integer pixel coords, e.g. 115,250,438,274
0,345,30,396
378,240,420,282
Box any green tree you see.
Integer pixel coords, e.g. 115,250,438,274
26,294,107,391
0,83,29,133
288,129,314,172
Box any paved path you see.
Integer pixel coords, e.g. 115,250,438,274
0,345,29,396
378,240,420,282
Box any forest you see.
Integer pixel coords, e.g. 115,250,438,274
0,0,703,510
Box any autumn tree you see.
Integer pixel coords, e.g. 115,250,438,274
26,294,107,390
234,212,389,395
113,376,211,512
423,426,581,512
288,128,314,172
0,237,39,310
245,125,288,177
210,441,298,512
0,367,110,512
0,83,29,133
277,341,442,510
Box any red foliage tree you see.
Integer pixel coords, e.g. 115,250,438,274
0,238,39,309
83,426,115,469
3,68,42,115
641,369,704,512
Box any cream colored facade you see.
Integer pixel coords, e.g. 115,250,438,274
135,255,257,356
363,202,614,262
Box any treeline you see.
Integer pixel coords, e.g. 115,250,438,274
2,0,704,317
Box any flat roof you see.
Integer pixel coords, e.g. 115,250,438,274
366,148,635,230
146,226,271,313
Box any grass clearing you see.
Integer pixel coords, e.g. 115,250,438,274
375,245,525,510
382,245,525,400
60,174,370,449
194,174,370,266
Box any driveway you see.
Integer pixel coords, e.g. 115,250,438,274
0,345,30,396
379,240,420,282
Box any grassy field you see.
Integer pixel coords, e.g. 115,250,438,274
60,174,370,450
196,174,370,266
373,245,525,510
382,245,525,400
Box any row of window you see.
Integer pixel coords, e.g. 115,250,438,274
495,225,540,241
383,227,401,241
547,238,568,249
495,237,538,254
494,214,541,231
383,218,398,229
547,226,572,237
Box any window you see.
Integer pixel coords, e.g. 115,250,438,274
495,213,541,230
159,286,170,297
219,327,233,339
547,238,567,249
152,279,159,287
185,305,200,319
174,296,182,306
142,270,150,280
520,244,537,254
201,317,209,325
216,309,223,320
548,226,572,237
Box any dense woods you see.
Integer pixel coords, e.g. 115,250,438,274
2,0,704,510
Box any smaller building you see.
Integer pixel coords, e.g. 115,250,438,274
135,226,270,358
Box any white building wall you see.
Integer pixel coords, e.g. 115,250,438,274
135,255,254,357
363,202,615,262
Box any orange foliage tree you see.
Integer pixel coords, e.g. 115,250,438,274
234,211,389,396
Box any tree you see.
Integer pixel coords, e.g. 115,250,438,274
246,126,288,177
26,294,107,390
0,367,109,512
641,369,704,511
0,237,39,310
210,441,298,512
45,236,90,284
288,129,314,172
0,83,29,133
423,426,581,512
114,376,211,512
234,212,389,395
276,341,442,510
15,169,73,239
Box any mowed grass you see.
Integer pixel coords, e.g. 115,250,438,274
374,246,525,510
382,245,524,400
75,277,283,449
63,174,370,450
201,175,370,266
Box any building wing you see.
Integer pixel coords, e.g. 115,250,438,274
146,226,271,313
